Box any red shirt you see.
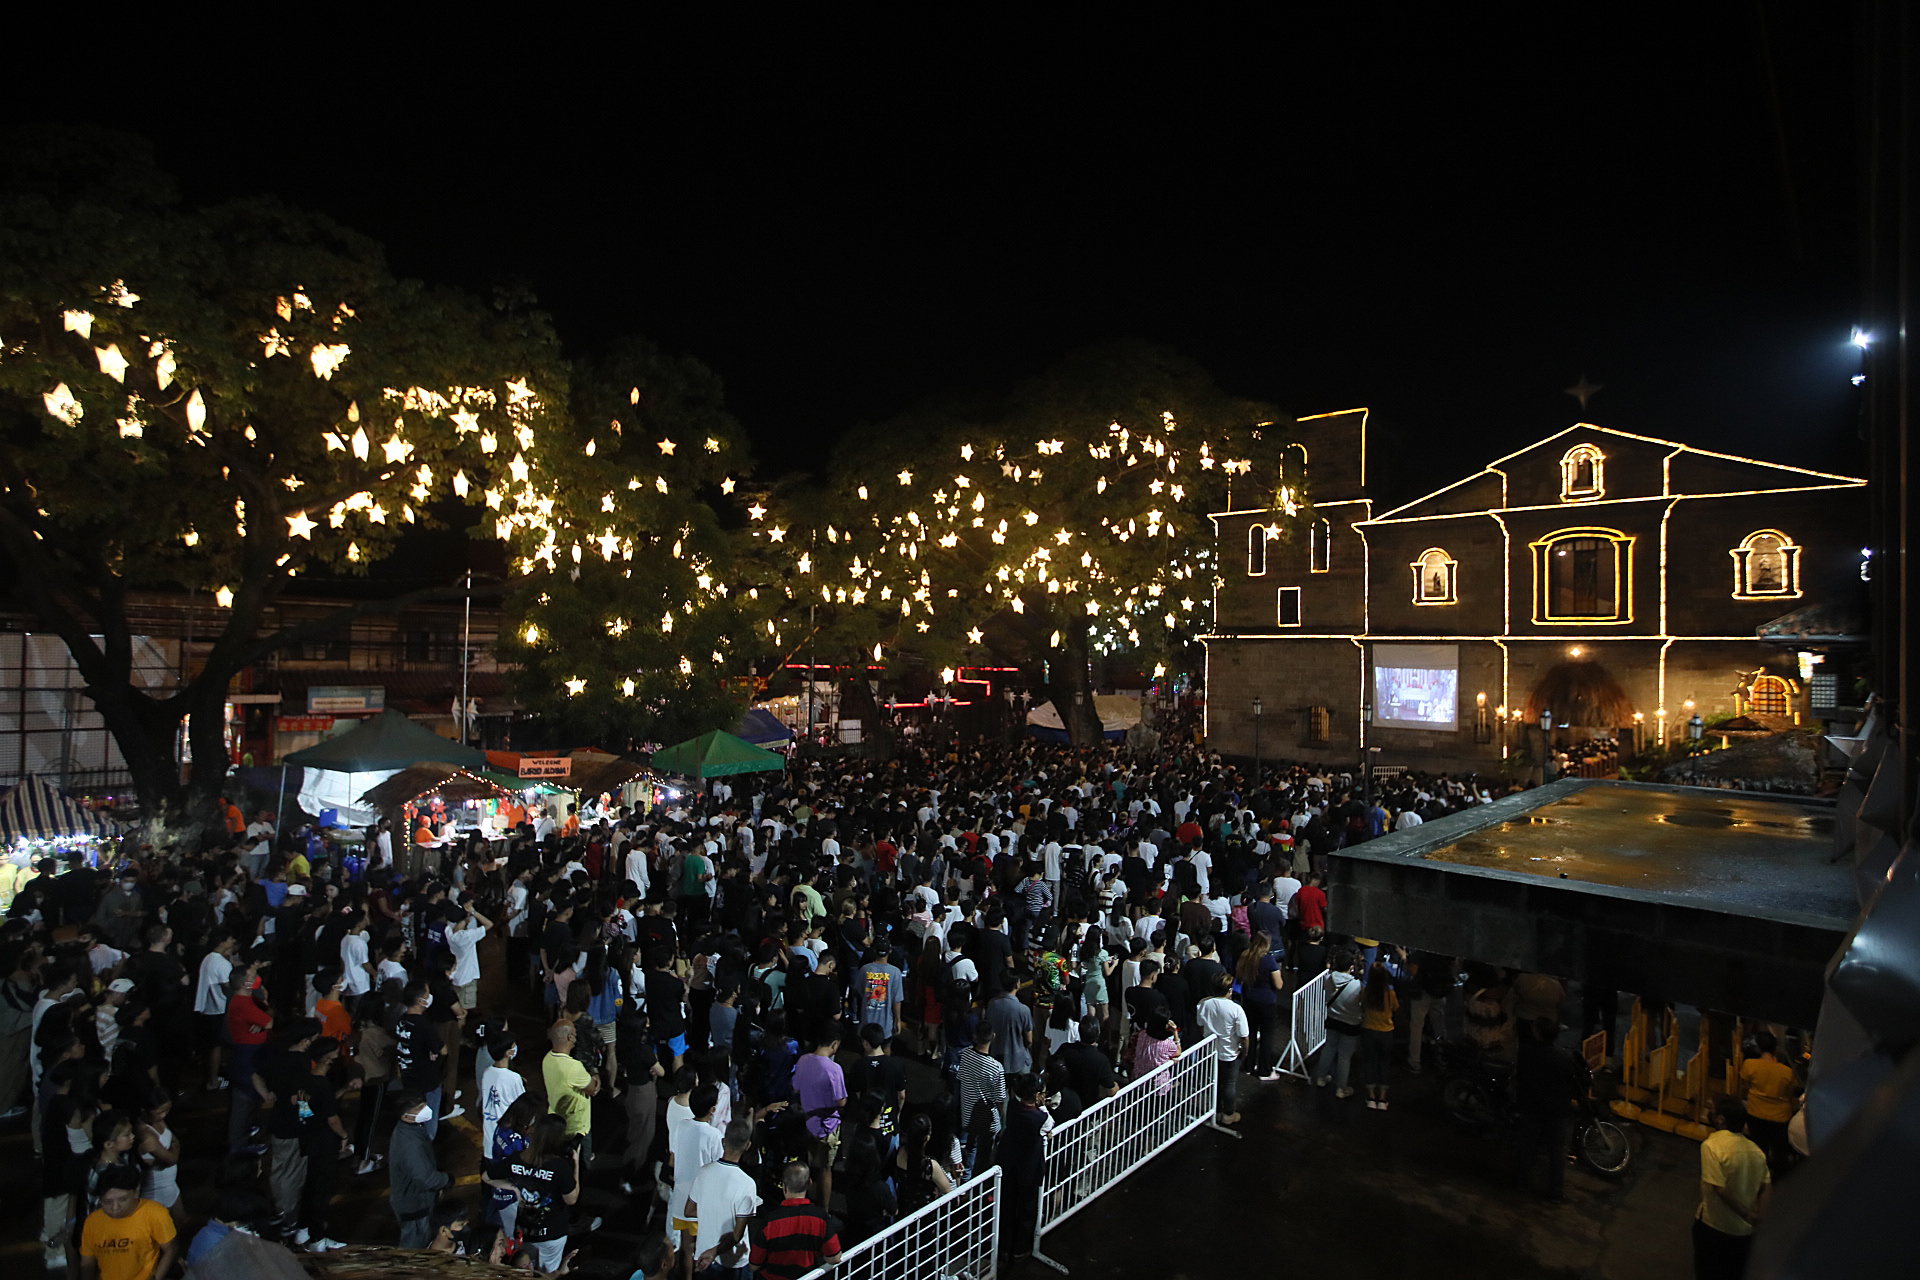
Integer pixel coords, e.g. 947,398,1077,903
1175,821,1204,847
226,982,272,1045
1294,884,1328,931
875,841,898,874
750,1197,841,1280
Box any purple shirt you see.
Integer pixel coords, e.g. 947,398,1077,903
794,1052,846,1138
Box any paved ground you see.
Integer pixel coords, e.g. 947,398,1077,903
1020,1064,1702,1280
0,933,1703,1277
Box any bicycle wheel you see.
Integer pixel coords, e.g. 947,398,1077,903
1441,1076,1488,1125
1578,1119,1632,1176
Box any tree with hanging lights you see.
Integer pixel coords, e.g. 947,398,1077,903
0,134,566,840
494,337,769,747
759,343,1301,745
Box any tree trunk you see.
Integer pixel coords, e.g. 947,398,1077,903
837,658,895,759
1050,614,1103,746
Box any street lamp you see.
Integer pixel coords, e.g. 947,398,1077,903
1538,706,1554,780
1361,700,1374,804
1251,697,1263,782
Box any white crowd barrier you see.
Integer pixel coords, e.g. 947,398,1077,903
1271,968,1330,1082
1030,1033,1235,1272
799,1165,1001,1280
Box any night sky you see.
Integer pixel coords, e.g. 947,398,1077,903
17,9,1868,510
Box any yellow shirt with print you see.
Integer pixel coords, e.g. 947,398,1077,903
81,1200,176,1280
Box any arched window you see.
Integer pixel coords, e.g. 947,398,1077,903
1310,518,1332,573
1749,674,1791,716
1560,443,1606,501
1730,530,1802,600
1247,523,1268,576
1530,527,1635,623
1411,548,1457,604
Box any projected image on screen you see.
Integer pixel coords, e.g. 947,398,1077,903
1371,643,1460,730
1375,666,1459,726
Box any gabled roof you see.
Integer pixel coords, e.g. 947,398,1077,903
1371,424,1864,522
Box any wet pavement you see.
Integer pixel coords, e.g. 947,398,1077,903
1412,782,1852,924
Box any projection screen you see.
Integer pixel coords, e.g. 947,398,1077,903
1371,643,1460,731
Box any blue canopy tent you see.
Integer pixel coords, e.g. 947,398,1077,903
734,708,796,747
0,776,119,852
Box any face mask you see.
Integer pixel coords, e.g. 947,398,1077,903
411,1105,434,1123
421,994,433,1010
121,881,136,891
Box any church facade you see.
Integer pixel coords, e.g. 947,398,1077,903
1202,410,1867,770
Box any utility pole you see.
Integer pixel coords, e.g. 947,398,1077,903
459,569,473,746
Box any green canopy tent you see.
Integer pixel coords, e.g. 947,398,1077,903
281,709,489,831
648,730,787,782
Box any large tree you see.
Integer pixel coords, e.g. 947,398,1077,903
762,344,1299,743
493,337,766,748
0,133,567,840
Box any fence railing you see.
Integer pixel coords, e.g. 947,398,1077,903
799,1165,1001,1280
1031,1033,1234,1272
1271,968,1330,1082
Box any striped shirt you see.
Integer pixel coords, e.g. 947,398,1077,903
957,1048,1007,1135
750,1197,841,1280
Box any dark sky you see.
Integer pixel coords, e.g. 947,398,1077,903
19,8,1868,509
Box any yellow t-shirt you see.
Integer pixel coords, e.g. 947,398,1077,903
1740,1057,1795,1123
81,1200,176,1280
544,1050,594,1136
1362,988,1400,1033
1697,1128,1770,1237
286,853,311,880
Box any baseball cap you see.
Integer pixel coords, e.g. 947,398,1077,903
108,978,137,994
286,884,309,897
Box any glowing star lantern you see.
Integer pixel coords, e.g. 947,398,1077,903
309,343,350,380
182,388,209,434
94,344,129,383
214,586,234,608
452,470,471,498
350,426,370,460
1050,630,1062,648
897,470,913,486
509,453,530,482
565,677,586,696
968,627,984,644
63,309,93,338
858,486,869,500
657,438,677,456
523,623,540,644
678,656,693,676
720,477,736,494
287,512,317,539
381,432,411,464
42,383,82,424
704,437,721,452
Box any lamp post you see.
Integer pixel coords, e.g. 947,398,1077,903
1361,699,1374,804
1538,706,1554,780
1251,696,1263,782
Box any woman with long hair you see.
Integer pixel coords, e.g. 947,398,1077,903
910,936,946,1055
137,1089,182,1215
1237,931,1285,1079
1359,955,1401,1111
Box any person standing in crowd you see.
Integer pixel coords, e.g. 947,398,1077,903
1693,1098,1770,1280
1237,931,1285,1080
1312,948,1365,1098
750,1161,842,1280
1738,1031,1797,1172
1514,1018,1582,1202
389,1092,448,1249
78,1164,177,1280
686,1119,760,1277
1358,953,1401,1112
1196,971,1248,1124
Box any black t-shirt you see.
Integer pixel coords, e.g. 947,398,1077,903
393,1013,440,1089
269,1067,338,1144
509,1155,577,1241
1057,1041,1117,1100
636,915,676,961
1184,958,1227,1002
1124,984,1171,1028
645,970,686,1038
1247,901,1286,946
120,950,188,1009
973,930,1013,993
540,921,577,972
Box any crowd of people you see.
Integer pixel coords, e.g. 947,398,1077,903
0,730,1795,1279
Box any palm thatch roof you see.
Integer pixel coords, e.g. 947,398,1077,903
356,765,517,810
1523,660,1636,728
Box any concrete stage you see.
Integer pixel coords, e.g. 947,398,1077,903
1328,778,1855,1026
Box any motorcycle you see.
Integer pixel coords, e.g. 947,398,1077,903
1436,1040,1633,1178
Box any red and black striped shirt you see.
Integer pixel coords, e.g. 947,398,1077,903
749,1197,841,1280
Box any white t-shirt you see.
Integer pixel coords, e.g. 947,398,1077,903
1197,996,1250,1061
689,1159,761,1261
1188,850,1213,895
668,1116,724,1226
195,951,233,1014
1043,842,1063,881
340,933,371,996
448,918,487,986
479,1064,527,1154
1272,876,1302,914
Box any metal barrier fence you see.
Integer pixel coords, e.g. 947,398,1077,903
799,1165,1001,1280
1031,1033,1235,1272
1270,969,1330,1081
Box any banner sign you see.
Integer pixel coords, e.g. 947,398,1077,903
308,686,385,714
277,715,336,734
518,756,572,779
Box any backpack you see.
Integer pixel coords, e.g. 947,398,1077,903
936,953,974,1007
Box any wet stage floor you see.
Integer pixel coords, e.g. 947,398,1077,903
1419,784,1853,923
